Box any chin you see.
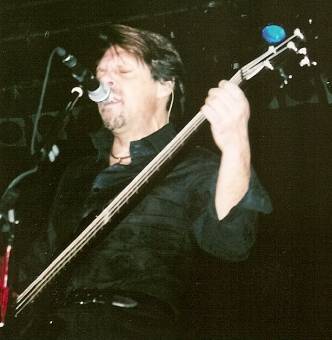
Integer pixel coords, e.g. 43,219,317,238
103,115,126,131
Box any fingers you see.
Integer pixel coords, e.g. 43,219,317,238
204,89,235,113
200,80,250,151
210,80,246,101
203,80,249,119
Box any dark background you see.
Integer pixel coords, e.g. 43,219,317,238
1,0,331,339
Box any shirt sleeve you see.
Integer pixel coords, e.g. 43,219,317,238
190,165,272,262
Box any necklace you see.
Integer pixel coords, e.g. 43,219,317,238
111,152,131,164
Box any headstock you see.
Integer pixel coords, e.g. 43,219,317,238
232,26,317,86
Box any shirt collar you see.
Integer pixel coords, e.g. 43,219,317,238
90,123,177,163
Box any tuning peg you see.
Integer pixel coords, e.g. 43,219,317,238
293,28,305,40
264,60,274,71
287,42,298,52
299,56,317,67
300,56,309,67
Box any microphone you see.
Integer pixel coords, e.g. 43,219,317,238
55,47,111,103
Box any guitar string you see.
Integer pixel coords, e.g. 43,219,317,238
16,111,209,312
16,34,300,313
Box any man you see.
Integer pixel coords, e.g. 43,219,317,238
16,24,271,339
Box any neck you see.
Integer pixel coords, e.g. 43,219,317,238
110,111,169,165
110,137,131,166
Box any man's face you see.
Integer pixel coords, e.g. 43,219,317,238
96,47,161,133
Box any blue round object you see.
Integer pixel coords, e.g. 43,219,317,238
262,24,286,44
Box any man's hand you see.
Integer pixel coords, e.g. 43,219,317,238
201,80,251,220
201,80,250,153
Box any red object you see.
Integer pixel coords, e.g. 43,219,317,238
0,245,12,327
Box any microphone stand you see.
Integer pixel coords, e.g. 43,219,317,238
35,86,83,164
0,86,83,327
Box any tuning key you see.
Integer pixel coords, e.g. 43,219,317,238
300,56,315,67
264,60,274,71
293,28,305,40
287,41,298,52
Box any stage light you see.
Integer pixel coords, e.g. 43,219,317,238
262,24,286,44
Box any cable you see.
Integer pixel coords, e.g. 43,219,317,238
30,47,58,156
167,90,174,121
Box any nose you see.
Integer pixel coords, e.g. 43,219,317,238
97,70,115,88
105,78,115,87
101,76,115,88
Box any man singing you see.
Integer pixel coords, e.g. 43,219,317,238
17,24,271,339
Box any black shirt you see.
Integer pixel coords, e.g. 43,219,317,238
21,123,272,311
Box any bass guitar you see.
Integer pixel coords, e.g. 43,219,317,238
0,26,314,332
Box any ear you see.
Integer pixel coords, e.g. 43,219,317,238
156,80,174,99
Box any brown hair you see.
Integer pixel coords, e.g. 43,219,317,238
98,24,185,116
